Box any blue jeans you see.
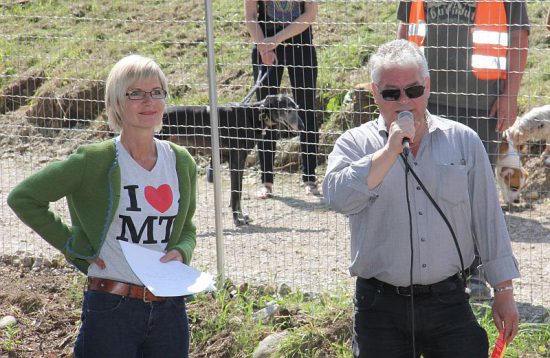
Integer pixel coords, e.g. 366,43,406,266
352,278,488,358
74,291,189,358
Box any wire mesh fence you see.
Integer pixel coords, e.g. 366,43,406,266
0,0,548,307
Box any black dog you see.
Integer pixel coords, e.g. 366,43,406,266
160,94,304,225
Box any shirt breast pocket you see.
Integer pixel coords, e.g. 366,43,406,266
436,164,469,206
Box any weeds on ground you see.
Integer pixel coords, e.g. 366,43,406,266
66,274,86,305
0,323,22,353
187,283,270,356
187,285,549,357
187,283,353,357
1,264,549,357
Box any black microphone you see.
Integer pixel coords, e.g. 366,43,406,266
398,111,413,156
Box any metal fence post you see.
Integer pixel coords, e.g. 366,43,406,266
204,0,225,289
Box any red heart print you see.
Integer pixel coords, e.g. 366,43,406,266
144,184,173,213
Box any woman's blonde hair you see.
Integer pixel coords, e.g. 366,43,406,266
105,54,168,132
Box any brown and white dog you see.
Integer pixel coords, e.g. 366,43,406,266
507,104,550,167
494,131,528,204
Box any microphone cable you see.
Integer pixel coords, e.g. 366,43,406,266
400,151,467,358
400,152,467,285
403,160,416,358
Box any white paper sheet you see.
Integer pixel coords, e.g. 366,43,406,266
120,241,216,296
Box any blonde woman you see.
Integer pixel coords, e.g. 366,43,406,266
8,55,197,357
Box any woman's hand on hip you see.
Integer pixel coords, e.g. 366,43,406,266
87,257,106,270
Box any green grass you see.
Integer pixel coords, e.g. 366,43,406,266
517,1,550,111
187,284,354,357
0,324,22,353
186,286,550,357
3,0,549,119
3,0,549,135
0,1,400,109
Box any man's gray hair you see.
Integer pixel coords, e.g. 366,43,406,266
368,39,429,84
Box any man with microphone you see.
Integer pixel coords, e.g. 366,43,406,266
322,39,519,357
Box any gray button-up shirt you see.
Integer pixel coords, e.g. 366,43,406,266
322,113,519,287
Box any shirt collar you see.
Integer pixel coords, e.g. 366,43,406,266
376,110,451,133
376,110,439,134
376,110,453,139
376,115,388,137
426,110,453,133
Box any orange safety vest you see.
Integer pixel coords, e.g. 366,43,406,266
407,0,508,80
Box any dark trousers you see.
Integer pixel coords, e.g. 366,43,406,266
352,277,488,358
74,291,189,358
252,42,318,184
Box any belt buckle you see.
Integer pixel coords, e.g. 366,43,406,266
142,287,151,303
395,286,412,296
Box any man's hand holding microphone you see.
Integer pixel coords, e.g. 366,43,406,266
367,110,420,189
388,110,417,156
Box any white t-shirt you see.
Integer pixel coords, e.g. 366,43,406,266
87,136,180,284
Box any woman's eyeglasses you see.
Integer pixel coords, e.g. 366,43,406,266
378,84,425,101
126,88,167,100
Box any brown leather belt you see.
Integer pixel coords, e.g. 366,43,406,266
88,277,171,302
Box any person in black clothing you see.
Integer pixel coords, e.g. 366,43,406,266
244,0,320,198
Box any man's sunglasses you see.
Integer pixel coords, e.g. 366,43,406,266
378,84,425,101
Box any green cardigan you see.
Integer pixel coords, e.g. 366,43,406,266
7,139,197,273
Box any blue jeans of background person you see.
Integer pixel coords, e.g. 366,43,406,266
252,42,319,184
352,277,488,358
74,291,189,358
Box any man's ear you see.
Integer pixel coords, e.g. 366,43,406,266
370,82,381,105
370,81,377,95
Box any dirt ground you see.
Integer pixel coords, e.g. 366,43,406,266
0,262,354,358
0,263,81,358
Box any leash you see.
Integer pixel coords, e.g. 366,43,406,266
241,60,276,104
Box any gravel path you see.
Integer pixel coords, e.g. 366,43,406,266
1,150,548,309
